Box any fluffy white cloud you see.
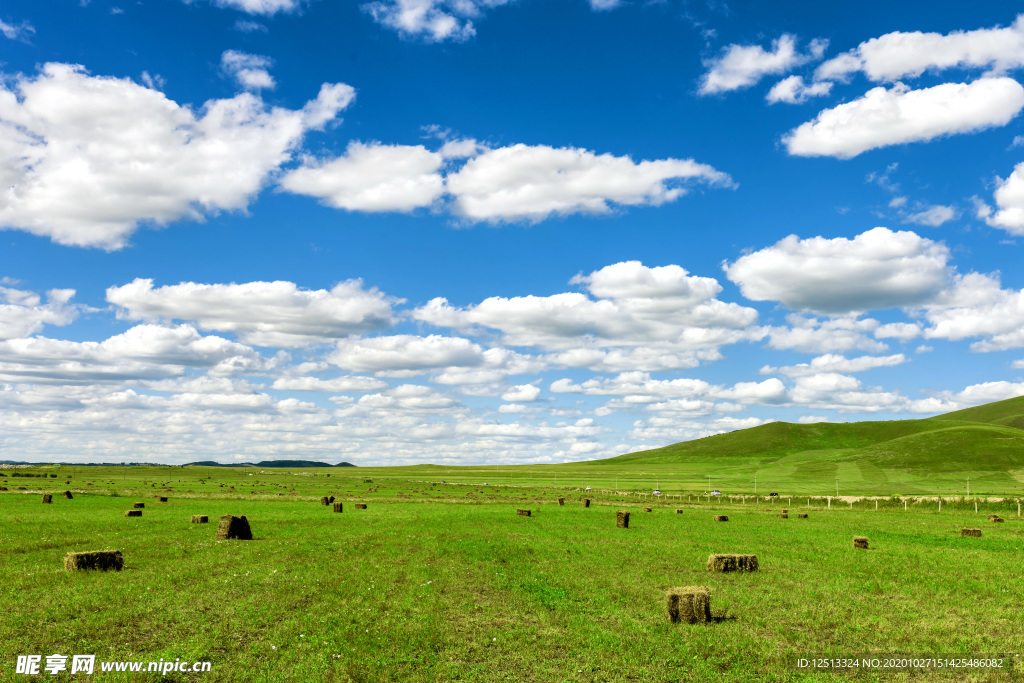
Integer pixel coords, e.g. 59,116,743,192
767,316,888,354
445,144,732,222
416,261,760,354
206,0,306,15
220,50,275,90
271,375,387,392
983,162,1024,233
922,272,1024,351
107,278,399,347
816,15,1024,82
699,35,827,95
0,63,354,248
280,142,445,212
764,353,906,377
500,384,540,402
589,0,621,9
784,78,1024,159
328,335,485,374
874,322,922,340
766,75,833,104
362,0,512,42
0,324,261,384
725,227,951,314
0,287,80,340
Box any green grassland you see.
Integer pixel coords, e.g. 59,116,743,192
3,470,1024,682
4,396,1024,681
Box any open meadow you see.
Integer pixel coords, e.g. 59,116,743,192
3,465,1023,682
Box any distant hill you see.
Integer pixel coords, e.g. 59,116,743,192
184,460,356,468
589,395,1024,493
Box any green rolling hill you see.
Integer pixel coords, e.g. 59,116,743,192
579,395,1024,496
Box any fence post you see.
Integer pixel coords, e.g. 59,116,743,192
938,498,941,512
828,497,831,509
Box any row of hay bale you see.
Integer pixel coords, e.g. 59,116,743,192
65,515,253,573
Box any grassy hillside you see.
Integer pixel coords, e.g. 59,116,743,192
578,395,1024,496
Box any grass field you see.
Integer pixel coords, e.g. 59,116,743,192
4,467,1024,682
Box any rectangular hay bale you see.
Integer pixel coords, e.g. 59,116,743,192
558,497,565,506
853,536,869,549
706,554,759,572
714,515,728,522
516,509,531,517
676,509,684,514
355,503,367,509
63,491,73,499
665,586,711,624
133,502,145,509
777,513,788,518
191,515,209,523
64,550,123,572
216,515,253,540
643,507,652,513
333,502,343,513
42,494,52,504
961,528,982,537
616,510,630,528
797,513,808,519
584,499,591,508
124,510,142,517
320,496,330,505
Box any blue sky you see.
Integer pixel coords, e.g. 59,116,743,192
2,0,1024,465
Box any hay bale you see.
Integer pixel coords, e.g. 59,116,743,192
333,502,343,513
355,503,367,510
133,502,145,509
992,517,1005,523
216,515,253,540
665,586,711,624
124,510,142,517
676,509,684,514
320,496,330,506
706,554,759,572
329,496,335,503
516,509,531,517
781,509,788,513
159,497,168,502
558,497,565,506
797,513,808,519
714,515,728,522
961,528,982,537
616,510,630,528
853,536,869,549
643,507,652,513
584,499,591,508
42,494,52,504
777,513,788,519
63,491,73,499
64,550,123,572
191,515,209,523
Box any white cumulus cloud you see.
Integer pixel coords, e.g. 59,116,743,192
445,143,732,222
784,78,1024,159
0,287,80,340
107,279,399,347
0,63,355,249
724,227,951,314
699,35,827,95
328,335,485,375
816,15,1024,82
983,162,1024,233
280,142,445,212
766,75,833,104
206,0,306,15
220,50,275,90
362,0,512,42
